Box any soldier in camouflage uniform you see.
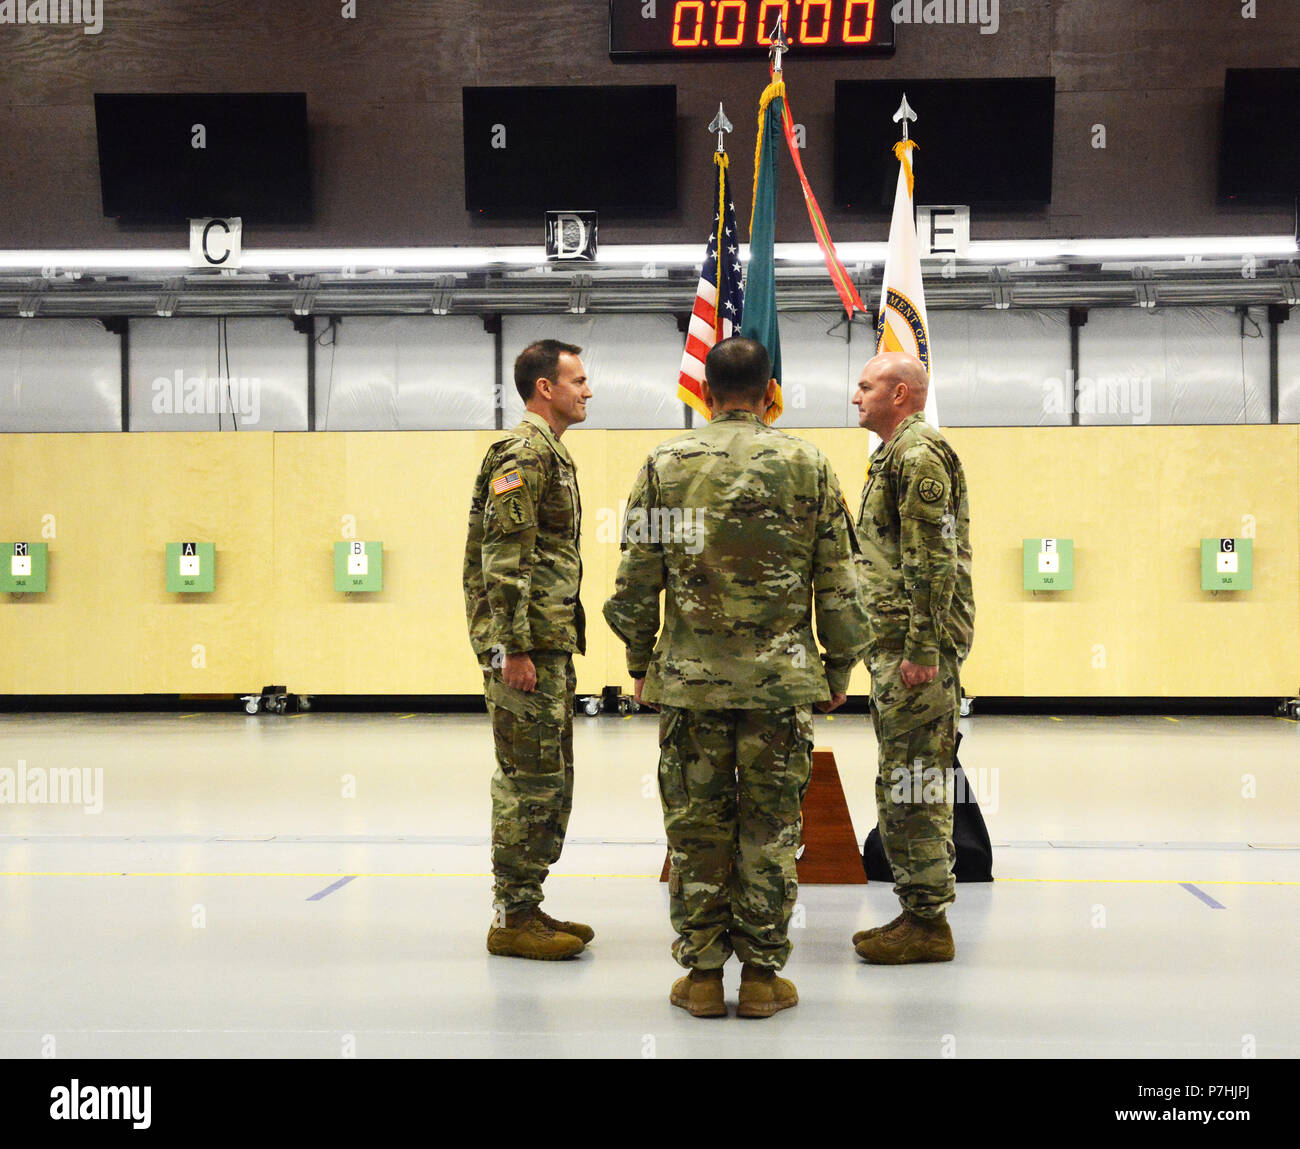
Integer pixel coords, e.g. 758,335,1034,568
464,339,594,960
850,351,974,964
604,337,870,1017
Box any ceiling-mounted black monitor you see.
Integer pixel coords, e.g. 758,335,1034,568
834,78,1055,211
94,93,312,224
1220,68,1300,202
463,85,677,216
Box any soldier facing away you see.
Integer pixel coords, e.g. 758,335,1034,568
850,351,974,963
464,339,594,960
604,337,871,1018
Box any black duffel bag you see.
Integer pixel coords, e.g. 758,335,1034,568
862,731,993,882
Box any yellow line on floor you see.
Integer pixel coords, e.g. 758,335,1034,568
999,878,1298,885
0,872,1296,884
1163,716,1180,723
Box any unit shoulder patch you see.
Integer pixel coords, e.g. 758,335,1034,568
917,476,946,504
487,461,537,535
899,454,952,524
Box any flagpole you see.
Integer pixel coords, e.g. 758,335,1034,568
676,103,744,426
760,11,865,321
709,102,732,155
875,96,938,428
739,16,788,423
894,94,916,141
768,11,788,74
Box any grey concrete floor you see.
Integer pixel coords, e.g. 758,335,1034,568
0,710,1296,1058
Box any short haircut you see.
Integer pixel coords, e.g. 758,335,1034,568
704,336,772,404
514,339,583,402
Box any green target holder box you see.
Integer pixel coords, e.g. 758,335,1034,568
334,541,383,592
1201,537,1252,591
1,542,48,593
166,542,215,593
1023,538,1073,591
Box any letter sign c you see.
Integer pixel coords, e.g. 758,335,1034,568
202,219,232,265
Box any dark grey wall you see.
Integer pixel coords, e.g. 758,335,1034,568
0,0,1295,249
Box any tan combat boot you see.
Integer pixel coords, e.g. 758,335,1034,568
486,907,585,960
736,965,798,1019
535,907,595,945
854,910,954,964
852,911,907,948
669,968,726,1018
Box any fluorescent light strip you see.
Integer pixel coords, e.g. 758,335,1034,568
969,236,1298,261
245,247,540,270
0,250,192,271
0,236,1293,274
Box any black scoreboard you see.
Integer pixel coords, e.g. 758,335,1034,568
609,0,895,59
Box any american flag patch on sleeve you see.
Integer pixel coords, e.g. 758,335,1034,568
491,470,524,496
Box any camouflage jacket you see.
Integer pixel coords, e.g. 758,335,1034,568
856,413,974,665
464,412,586,656
603,410,871,709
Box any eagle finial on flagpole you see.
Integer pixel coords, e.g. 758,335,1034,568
767,11,789,74
893,94,917,141
709,102,733,154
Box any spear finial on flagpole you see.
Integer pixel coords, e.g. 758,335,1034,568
893,94,917,141
709,102,733,154
767,11,789,74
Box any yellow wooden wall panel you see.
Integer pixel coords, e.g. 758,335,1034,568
1153,426,1300,696
575,427,691,694
0,433,274,693
271,431,493,695
2,427,1297,698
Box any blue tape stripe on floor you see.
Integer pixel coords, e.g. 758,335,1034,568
1180,882,1225,909
307,875,357,901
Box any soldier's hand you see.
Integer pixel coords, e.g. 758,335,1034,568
817,692,847,713
633,675,657,711
900,659,938,688
503,652,537,692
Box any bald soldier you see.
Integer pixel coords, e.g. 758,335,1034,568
850,351,974,963
464,339,594,960
605,337,870,1018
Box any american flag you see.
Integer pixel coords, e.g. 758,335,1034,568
676,155,744,420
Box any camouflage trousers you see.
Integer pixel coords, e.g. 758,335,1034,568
483,652,575,915
869,649,961,920
658,705,814,971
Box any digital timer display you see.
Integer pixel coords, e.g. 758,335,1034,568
610,1,895,59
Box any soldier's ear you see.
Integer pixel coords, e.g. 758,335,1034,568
765,378,778,406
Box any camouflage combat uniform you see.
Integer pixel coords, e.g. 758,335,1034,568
604,411,870,970
464,412,585,916
856,412,974,919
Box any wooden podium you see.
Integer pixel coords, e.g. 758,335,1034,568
659,746,867,885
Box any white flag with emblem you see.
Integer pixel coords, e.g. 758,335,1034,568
876,117,939,429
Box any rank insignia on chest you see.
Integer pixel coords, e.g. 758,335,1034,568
918,477,946,504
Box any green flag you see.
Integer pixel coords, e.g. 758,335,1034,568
740,80,784,423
